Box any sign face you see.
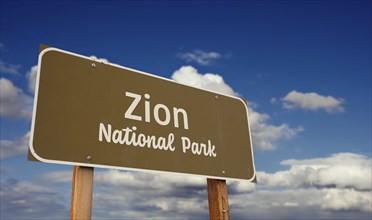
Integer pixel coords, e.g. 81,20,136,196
29,47,256,181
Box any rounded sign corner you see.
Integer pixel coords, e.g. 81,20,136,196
237,97,248,108
38,47,59,58
29,142,49,163
248,170,257,183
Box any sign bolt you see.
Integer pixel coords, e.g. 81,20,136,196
86,156,92,161
222,170,225,174
91,63,96,68
215,95,219,100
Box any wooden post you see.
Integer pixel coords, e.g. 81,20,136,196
207,178,230,220
70,166,94,220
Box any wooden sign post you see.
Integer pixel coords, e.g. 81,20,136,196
70,166,94,220
207,178,230,220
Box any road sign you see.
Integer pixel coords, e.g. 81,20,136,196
29,46,256,181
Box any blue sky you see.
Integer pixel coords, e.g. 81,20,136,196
1,0,371,219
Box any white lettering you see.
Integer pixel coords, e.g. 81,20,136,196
124,92,142,121
191,142,201,155
181,136,217,157
99,123,216,157
144,94,151,122
173,108,189,130
98,123,175,152
112,129,122,144
137,134,147,147
124,91,189,130
208,140,217,157
167,134,175,151
154,104,171,126
99,123,111,142
181,137,191,153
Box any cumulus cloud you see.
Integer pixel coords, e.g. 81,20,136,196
230,188,323,219
93,170,208,219
37,170,254,219
0,60,21,75
89,55,109,64
172,66,237,96
279,90,345,113
230,188,371,219
38,170,208,219
248,107,303,150
0,132,30,159
231,152,371,218
39,171,72,184
95,170,206,189
321,188,371,212
0,78,33,119
0,178,69,219
228,180,255,194
6,152,370,219
26,65,38,94
258,152,371,191
172,66,302,150
178,50,221,66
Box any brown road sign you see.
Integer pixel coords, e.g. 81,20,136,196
29,46,256,181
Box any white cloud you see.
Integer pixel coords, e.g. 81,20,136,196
228,180,256,193
95,169,206,191
91,170,209,219
230,187,371,219
0,78,33,119
0,178,69,219
248,108,303,150
0,60,21,75
172,66,237,96
321,188,371,212
10,152,371,219
26,65,38,94
280,90,345,113
39,171,72,184
230,152,372,217
90,55,109,64
0,132,30,159
178,50,221,65
38,170,253,219
95,153,370,217
172,66,302,150
258,152,372,191
270,97,279,104
230,188,321,219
